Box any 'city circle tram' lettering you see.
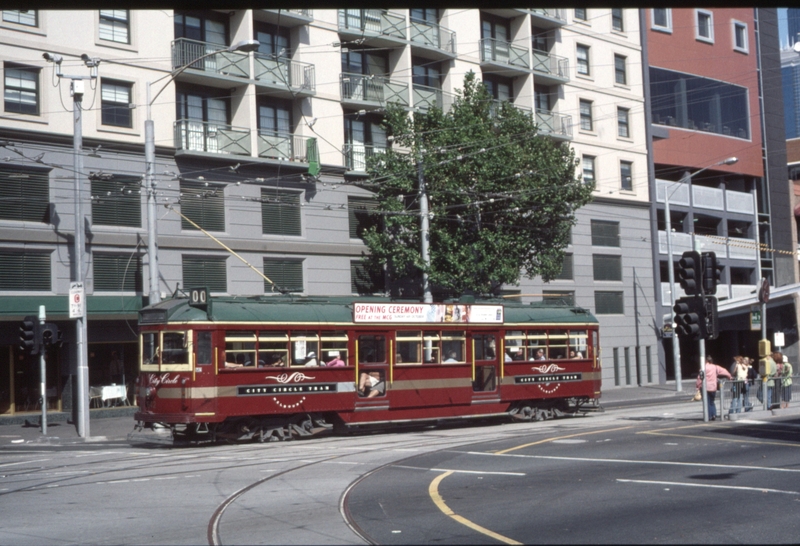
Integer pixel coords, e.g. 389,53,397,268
237,383,337,396
515,373,582,384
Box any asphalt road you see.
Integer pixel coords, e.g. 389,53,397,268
1,401,799,545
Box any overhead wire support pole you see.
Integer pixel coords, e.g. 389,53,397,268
418,153,432,305
664,182,682,392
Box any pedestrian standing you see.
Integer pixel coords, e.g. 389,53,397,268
779,354,793,409
729,356,747,414
744,357,757,411
697,355,732,421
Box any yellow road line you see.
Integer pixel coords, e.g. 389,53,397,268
494,426,634,455
429,471,522,545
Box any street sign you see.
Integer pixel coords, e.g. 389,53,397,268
69,282,85,319
758,277,770,304
750,306,761,331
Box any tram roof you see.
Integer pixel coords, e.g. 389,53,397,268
140,295,598,327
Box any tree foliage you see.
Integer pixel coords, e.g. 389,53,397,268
361,72,594,297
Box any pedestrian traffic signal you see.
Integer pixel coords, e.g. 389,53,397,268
704,296,718,340
678,250,702,295
19,315,41,355
673,296,707,340
701,251,721,295
41,323,60,347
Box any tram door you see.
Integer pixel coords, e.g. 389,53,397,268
192,331,216,415
355,333,389,401
471,332,499,394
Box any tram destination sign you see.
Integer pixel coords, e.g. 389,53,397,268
353,303,504,324
515,373,583,384
237,383,337,396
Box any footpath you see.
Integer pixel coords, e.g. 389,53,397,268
2,381,798,446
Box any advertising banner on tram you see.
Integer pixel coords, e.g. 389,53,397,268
353,303,504,324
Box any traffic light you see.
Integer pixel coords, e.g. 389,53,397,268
678,250,702,295
19,315,41,355
704,296,718,340
701,251,721,295
673,296,707,340
41,323,60,347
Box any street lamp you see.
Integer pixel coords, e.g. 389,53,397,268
144,39,259,304
664,156,738,394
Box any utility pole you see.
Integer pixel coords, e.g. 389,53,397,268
664,183,682,391
38,305,47,435
418,154,432,305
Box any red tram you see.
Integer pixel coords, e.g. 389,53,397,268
132,294,601,443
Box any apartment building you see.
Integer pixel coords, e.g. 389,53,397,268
0,8,656,417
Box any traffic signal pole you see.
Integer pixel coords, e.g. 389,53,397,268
38,305,47,435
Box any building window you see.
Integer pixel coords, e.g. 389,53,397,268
101,80,132,128
261,189,301,236
595,291,623,314
0,251,50,291
611,8,624,32
617,107,630,138
4,64,38,115
620,161,633,192
93,253,142,292
576,44,590,76
258,101,293,160
263,258,304,293
175,90,230,153
614,54,627,85
579,99,593,131
555,253,574,280
180,180,225,232
543,290,574,306
0,167,49,222
695,9,713,43
3,10,37,26
582,155,595,185
99,10,130,44
591,220,620,247
91,175,141,227
593,255,622,281
651,8,671,32
574,9,587,22
351,260,383,294
182,255,227,293
733,21,748,53
348,196,379,240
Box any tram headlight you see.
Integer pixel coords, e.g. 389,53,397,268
145,386,156,401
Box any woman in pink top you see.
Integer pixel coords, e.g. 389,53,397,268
697,355,732,421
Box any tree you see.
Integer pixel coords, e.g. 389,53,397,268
361,72,594,297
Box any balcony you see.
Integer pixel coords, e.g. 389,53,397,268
413,84,455,113
480,38,530,76
341,73,409,108
657,231,758,261
531,49,569,84
258,9,313,27
257,131,313,163
534,109,572,140
174,119,250,156
528,8,567,28
343,143,386,172
254,55,315,98
338,9,406,46
409,18,456,59
172,38,252,81
656,179,755,215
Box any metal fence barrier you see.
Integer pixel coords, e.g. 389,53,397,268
718,375,796,416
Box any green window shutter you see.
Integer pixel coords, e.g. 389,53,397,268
348,196,378,239
0,251,51,291
180,181,225,232
261,189,301,236
592,254,622,281
350,260,383,294
93,253,142,292
590,220,620,247
263,258,304,292
555,253,573,280
91,176,142,227
182,256,227,293
595,291,624,315
0,167,50,223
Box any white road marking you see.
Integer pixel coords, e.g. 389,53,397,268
392,464,525,476
0,458,50,468
617,478,799,495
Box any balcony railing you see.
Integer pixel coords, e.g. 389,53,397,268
656,179,755,215
341,73,409,106
480,38,530,70
529,8,567,23
172,38,251,78
338,9,405,40
534,109,572,139
175,119,251,156
343,143,386,172
409,18,456,55
531,49,569,81
257,131,313,162
657,231,758,261
254,55,316,94
413,84,455,113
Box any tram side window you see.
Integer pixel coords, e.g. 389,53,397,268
196,331,213,365
142,332,160,368
290,331,319,366
162,332,189,364
505,330,526,361
441,331,465,363
570,330,588,359
225,331,257,368
258,331,289,367
527,331,547,360
423,331,441,363
322,331,349,365
358,335,386,364
396,331,423,365
549,330,569,360
473,334,497,360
